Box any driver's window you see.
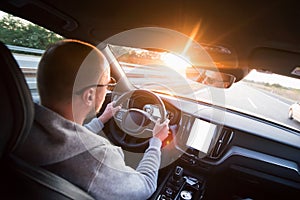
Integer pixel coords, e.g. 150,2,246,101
0,10,63,102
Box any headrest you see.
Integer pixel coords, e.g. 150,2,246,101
0,42,34,158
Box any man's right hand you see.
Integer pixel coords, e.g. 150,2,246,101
98,101,121,124
152,119,170,142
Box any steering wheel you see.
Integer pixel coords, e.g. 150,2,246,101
108,89,167,151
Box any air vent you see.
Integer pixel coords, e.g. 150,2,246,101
210,128,234,159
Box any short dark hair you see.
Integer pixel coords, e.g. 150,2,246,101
37,39,107,104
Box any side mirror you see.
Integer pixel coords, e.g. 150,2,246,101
186,66,236,88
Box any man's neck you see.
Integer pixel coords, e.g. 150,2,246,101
42,102,85,125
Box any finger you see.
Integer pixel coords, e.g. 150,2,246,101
156,118,161,124
111,101,116,107
164,118,170,124
113,102,122,108
112,106,121,114
160,118,169,126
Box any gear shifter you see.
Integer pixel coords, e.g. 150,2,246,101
174,166,183,180
157,166,204,200
159,166,185,199
170,166,184,188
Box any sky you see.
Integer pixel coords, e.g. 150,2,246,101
0,11,6,18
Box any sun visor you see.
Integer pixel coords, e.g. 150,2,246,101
249,47,300,79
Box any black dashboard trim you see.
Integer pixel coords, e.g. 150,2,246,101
159,94,300,149
204,146,300,176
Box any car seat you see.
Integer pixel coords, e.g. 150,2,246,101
0,41,95,200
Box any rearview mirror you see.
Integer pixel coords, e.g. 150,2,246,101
186,66,236,88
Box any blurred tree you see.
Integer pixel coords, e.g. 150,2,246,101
0,14,63,49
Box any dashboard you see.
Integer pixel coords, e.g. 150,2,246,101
109,91,300,199
149,94,300,199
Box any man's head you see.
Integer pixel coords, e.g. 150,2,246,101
37,39,110,123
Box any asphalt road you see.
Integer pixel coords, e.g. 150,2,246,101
196,82,300,130
226,83,298,128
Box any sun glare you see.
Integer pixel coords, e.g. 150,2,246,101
161,53,192,74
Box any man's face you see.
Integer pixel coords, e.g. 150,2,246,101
95,72,110,112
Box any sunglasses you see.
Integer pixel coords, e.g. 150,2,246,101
75,77,117,95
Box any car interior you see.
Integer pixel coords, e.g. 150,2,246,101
1,0,300,200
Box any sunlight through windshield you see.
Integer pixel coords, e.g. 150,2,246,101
110,44,300,132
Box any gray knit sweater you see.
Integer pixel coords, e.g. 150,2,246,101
15,103,162,200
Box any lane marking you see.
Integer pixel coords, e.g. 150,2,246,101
242,83,292,107
258,90,292,107
247,98,257,109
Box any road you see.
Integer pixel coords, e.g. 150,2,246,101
226,83,298,128
195,82,300,130
13,53,300,131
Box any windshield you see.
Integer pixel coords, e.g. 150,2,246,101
110,44,300,132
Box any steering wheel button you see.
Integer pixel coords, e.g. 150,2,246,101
116,111,123,119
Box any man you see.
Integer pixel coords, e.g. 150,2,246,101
15,39,169,200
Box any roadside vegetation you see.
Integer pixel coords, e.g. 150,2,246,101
0,13,63,50
242,79,300,102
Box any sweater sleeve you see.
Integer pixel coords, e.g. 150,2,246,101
88,137,162,200
84,118,104,134
135,137,162,194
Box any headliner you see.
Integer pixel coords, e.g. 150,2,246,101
1,0,300,80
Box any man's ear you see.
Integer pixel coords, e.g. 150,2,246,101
82,88,96,106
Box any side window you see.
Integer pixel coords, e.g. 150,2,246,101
0,11,63,102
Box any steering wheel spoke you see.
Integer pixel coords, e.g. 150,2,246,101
146,119,156,130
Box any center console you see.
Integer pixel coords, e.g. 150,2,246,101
154,166,205,200
151,114,233,200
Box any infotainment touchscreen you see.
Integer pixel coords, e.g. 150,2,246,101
186,118,217,155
